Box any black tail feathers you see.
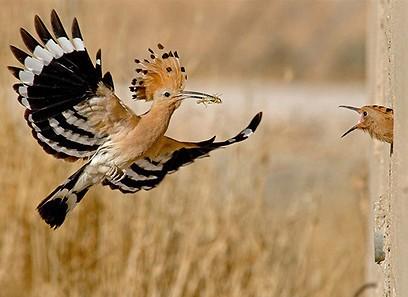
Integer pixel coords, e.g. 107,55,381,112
37,163,90,229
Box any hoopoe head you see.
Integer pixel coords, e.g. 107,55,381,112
129,44,220,107
340,105,393,144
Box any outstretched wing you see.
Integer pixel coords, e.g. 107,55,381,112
8,10,136,161
103,112,262,193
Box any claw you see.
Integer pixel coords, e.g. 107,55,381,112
106,166,125,183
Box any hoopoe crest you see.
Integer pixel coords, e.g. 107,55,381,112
9,10,262,228
340,105,393,152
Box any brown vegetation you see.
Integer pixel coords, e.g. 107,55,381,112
0,85,368,296
2,0,366,82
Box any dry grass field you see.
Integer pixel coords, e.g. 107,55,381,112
0,83,369,296
0,1,370,297
1,0,366,81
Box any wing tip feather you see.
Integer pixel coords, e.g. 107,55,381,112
71,17,83,39
248,112,262,132
50,9,68,38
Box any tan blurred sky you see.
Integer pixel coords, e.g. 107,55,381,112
2,0,366,83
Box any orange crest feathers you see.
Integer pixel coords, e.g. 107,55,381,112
367,105,393,115
130,44,187,101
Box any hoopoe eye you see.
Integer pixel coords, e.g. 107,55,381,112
164,92,171,97
363,111,368,116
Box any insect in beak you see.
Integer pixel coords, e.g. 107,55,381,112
177,90,222,105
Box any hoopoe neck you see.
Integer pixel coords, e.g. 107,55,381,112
113,101,178,167
119,102,175,160
368,114,393,144
147,99,178,129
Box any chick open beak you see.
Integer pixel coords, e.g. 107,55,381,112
339,105,362,138
341,124,360,138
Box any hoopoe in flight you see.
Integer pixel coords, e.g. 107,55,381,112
340,105,393,153
8,10,262,228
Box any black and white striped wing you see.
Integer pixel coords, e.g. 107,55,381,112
103,112,262,193
9,10,113,161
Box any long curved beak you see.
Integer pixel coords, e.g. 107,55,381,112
339,105,362,138
179,90,222,104
339,105,360,113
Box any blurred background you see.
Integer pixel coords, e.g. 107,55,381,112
0,0,372,296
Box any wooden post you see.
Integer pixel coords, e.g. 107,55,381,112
390,0,408,295
366,0,390,293
368,0,408,296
